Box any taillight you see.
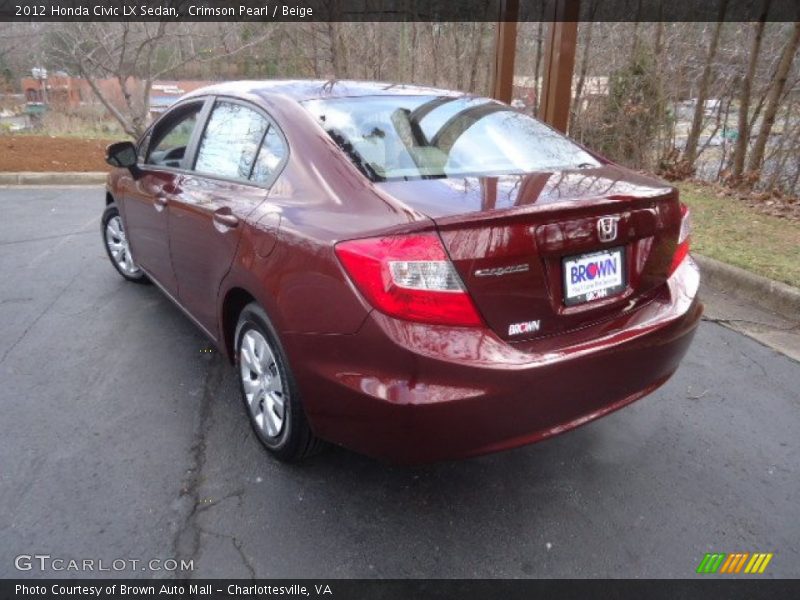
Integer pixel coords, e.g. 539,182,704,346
669,203,691,275
335,232,483,327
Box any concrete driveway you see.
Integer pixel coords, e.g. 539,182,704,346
1,187,798,578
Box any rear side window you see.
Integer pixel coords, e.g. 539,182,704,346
250,128,287,184
194,101,269,180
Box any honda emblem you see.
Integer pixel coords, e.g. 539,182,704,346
597,216,619,243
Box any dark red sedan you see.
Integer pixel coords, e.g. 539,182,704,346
103,80,701,464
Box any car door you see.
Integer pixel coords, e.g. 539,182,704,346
123,99,209,295
167,98,288,337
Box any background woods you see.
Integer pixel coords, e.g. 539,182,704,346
1,17,799,198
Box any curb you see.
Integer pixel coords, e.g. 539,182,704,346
695,254,800,320
0,171,108,185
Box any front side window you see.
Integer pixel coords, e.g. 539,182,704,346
194,101,269,180
147,104,202,168
302,95,601,181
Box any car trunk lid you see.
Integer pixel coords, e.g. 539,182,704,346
375,166,682,342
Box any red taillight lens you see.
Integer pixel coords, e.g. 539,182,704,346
669,203,691,275
335,233,483,327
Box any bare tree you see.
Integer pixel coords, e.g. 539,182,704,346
730,4,770,180
683,0,728,165
47,22,269,138
570,3,598,132
746,22,800,177
532,20,544,115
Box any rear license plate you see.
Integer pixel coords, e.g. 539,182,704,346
562,247,626,306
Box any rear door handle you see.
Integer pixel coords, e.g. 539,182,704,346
213,211,239,229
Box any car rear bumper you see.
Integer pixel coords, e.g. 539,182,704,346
284,257,702,464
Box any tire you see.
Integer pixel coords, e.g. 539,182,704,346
101,203,148,283
235,302,324,462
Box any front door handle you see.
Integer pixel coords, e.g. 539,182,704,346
213,210,239,229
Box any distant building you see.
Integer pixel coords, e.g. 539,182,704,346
19,75,211,117
512,75,609,112
148,81,212,116
21,74,85,111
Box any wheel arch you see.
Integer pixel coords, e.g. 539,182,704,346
220,287,258,364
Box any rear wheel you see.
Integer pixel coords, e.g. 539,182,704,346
102,204,147,283
235,302,323,462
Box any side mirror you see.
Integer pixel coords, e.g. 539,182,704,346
106,141,138,169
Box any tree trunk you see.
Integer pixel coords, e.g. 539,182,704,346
731,4,770,180
468,23,487,94
327,22,343,77
431,24,440,86
453,25,464,89
716,94,734,179
654,16,664,57
683,0,728,165
81,69,137,138
410,22,417,82
532,20,544,115
570,19,594,135
766,97,796,190
746,22,800,177
630,0,643,58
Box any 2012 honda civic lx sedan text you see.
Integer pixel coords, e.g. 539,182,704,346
102,80,702,464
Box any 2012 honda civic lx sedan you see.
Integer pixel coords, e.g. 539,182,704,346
102,80,701,464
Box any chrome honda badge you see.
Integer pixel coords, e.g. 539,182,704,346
597,216,620,243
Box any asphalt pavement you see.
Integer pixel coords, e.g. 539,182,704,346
1,186,798,579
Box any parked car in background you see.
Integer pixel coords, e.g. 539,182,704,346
102,80,701,464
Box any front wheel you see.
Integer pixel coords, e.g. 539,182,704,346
235,303,324,462
101,203,147,283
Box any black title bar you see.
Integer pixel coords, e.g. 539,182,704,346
2,579,800,600
1,0,799,22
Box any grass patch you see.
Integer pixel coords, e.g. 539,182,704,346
678,182,800,288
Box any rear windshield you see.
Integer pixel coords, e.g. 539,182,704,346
302,95,601,181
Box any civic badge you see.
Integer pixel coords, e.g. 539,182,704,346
597,216,620,243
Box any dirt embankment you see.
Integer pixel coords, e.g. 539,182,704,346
0,136,116,172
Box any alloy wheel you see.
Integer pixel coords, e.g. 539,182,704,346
239,329,286,438
105,215,141,276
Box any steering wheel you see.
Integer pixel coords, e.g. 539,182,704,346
161,146,185,167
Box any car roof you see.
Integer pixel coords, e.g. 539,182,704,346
185,79,467,103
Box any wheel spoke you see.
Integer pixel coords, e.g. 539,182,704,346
271,392,285,419
246,333,259,365
264,397,280,437
123,250,134,272
255,336,271,370
106,224,119,242
240,347,257,376
253,408,265,431
250,392,264,419
242,335,263,375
